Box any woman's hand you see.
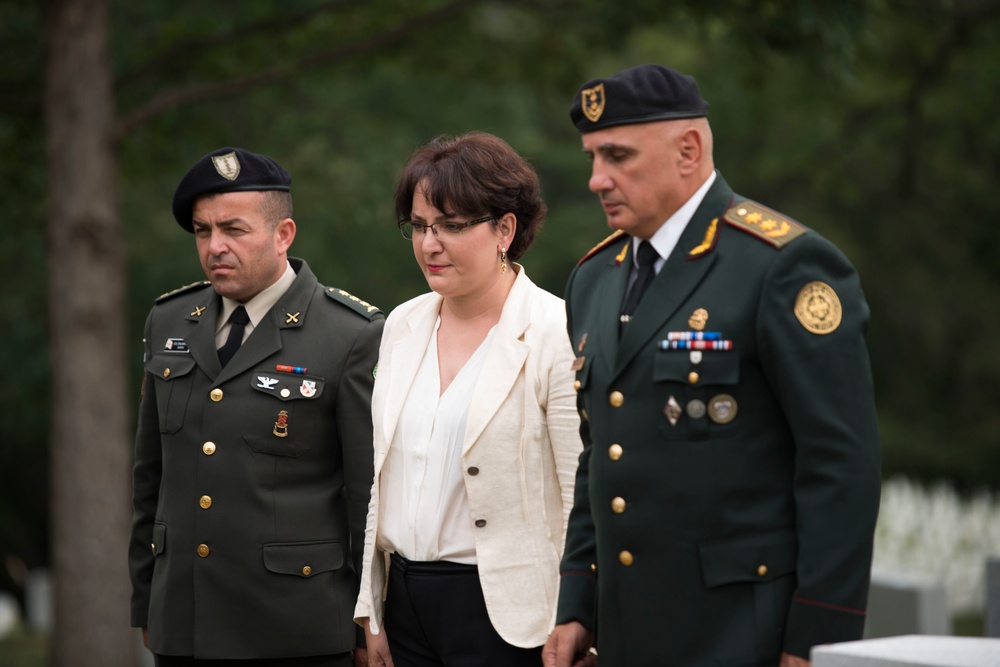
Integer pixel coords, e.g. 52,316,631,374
361,617,394,667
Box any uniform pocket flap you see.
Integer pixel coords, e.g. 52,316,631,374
699,531,797,588
152,522,167,556
262,540,344,577
250,370,325,401
654,350,739,385
147,355,196,382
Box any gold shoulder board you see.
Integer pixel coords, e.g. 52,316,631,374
324,287,382,319
723,201,807,249
155,280,211,303
578,229,627,266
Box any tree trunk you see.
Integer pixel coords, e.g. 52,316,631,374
44,0,134,665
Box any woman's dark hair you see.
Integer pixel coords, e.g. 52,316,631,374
394,131,546,261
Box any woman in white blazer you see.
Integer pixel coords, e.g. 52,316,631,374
354,132,582,667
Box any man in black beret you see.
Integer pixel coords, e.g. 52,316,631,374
544,65,880,667
129,147,383,666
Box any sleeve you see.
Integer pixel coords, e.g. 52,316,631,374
128,309,162,628
335,312,385,646
555,266,599,630
354,314,396,633
757,235,881,657
543,302,585,548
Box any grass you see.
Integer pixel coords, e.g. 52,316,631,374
0,625,47,667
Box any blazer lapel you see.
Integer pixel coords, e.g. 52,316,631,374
613,175,733,378
381,295,440,449
594,245,631,375
462,269,531,454
187,294,222,380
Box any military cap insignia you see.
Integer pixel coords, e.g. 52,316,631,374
212,152,241,181
324,287,382,319
794,281,842,334
723,201,807,248
581,83,606,122
578,229,627,266
156,280,211,303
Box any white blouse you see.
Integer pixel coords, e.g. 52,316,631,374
376,317,496,564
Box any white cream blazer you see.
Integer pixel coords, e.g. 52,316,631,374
354,266,582,648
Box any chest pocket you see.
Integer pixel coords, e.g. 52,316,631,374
653,350,739,385
654,350,740,438
146,354,197,434
243,370,327,457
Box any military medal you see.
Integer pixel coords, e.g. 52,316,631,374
273,410,289,437
708,394,738,424
664,396,682,426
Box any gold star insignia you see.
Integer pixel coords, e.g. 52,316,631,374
745,212,763,224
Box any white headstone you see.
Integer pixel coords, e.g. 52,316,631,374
865,571,950,638
0,592,20,640
812,635,1000,667
24,568,52,634
987,557,1000,638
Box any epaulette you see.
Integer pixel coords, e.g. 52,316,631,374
156,280,211,303
723,200,808,249
578,229,629,266
324,287,382,320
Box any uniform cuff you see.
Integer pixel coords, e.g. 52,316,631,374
783,595,867,658
555,571,597,629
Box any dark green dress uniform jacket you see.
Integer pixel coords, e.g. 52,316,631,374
128,258,384,659
556,174,881,666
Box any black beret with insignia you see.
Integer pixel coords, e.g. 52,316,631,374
570,64,709,133
172,147,292,232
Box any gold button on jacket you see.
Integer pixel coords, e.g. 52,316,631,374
609,391,624,407
618,550,634,566
199,495,212,509
197,544,210,558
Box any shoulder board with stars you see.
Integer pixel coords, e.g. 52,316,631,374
155,280,212,303
324,287,382,319
578,229,628,266
723,200,808,249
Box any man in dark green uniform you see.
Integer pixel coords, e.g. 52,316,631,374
544,65,881,667
128,147,383,666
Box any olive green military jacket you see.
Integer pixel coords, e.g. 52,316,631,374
129,258,384,659
556,174,881,666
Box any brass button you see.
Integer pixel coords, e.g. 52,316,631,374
197,544,210,558
203,441,217,455
591,563,597,572
475,519,487,528
608,444,623,461
611,497,626,514
574,380,582,391
210,388,223,402
609,391,624,407
757,564,768,577
199,495,212,509
688,371,699,384
151,543,155,554
467,466,479,476
302,566,312,576
163,368,171,379
618,550,634,566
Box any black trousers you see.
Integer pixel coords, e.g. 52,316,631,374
154,653,351,667
385,553,542,667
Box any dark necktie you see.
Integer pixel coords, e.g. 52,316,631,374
620,241,659,333
217,306,250,367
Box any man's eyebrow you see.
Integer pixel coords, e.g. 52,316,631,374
192,218,244,228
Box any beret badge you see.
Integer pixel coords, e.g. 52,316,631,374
212,152,241,181
581,83,605,123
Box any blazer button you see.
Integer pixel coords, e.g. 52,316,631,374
163,368,171,379
618,550,634,566
609,391,624,407
302,566,312,576
210,388,223,402
574,380,582,391
203,441,217,455
475,519,487,528
199,495,212,509
467,466,480,476
608,444,623,461
611,497,626,514
688,371,700,385
197,544,210,558
757,564,768,577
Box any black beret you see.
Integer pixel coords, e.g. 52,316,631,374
570,64,709,133
172,147,291,232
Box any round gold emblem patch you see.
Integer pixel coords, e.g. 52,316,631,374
794,281,842,335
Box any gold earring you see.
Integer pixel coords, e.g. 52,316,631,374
500,248,508,274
